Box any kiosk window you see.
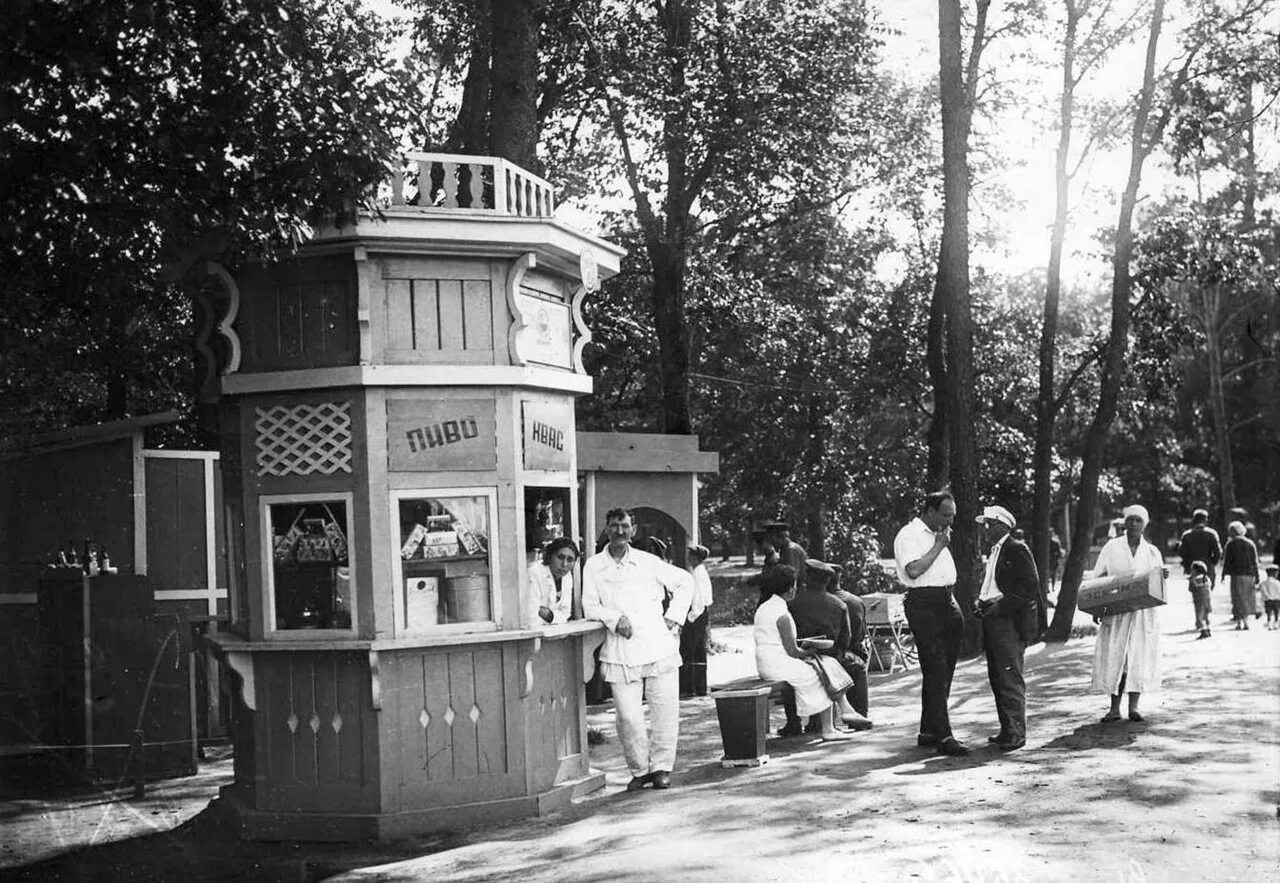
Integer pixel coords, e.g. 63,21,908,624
398,495,493,628
267,498,353,631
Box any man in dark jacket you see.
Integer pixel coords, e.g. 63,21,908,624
1178,509,1222,581
829,564,871,719
973,505,1041,751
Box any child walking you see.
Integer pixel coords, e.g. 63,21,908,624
1260,564,1280,630
1188,560,1213,639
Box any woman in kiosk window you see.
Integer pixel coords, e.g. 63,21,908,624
526,538,579,626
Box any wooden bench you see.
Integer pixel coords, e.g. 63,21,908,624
710,677,790,767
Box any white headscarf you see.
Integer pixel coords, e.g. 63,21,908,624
1122,504,1149,527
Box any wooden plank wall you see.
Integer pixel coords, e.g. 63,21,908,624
382,644,523,810
145,457,208,591
382,259,496,364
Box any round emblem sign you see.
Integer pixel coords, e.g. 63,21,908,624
579,249,599,292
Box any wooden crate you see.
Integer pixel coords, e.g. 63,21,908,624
1078,568,1166,615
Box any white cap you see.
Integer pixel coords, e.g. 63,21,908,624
976,505,1016,529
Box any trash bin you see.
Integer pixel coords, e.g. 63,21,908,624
713,685,773,767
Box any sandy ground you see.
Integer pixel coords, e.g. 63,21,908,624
4,570,1279,882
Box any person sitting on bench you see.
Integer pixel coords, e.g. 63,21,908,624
753,564,852,742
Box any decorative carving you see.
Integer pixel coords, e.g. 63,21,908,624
522,636,543,699
369,650,382,710
254,402,353,476
569,283,591,375
579,249,599,293
224,650,256,711
353,247,372,365
581,630,606,685
505,252,537,366
205,261,243,375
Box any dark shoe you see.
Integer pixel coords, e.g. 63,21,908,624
1100,711,1122,723
1196,630,1210,640
777,721,804,738
995,736,1026,751
650,771,671,790
917,732,940,747
626,773,653,792
804,719,823,735
1128,711,1144,722
935,737,970,757
987,733,1010,744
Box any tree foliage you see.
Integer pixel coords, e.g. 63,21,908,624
0,0,411,435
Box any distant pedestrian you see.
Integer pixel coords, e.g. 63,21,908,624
1188,561,1213,639
1221,521,1260,630
680,544,713,697
1091,504,1167,723
893,490,968,756
1259,565,1280,630
1048,530,1064,591
1179,509,1222,582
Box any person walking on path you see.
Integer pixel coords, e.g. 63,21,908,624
973,505,1042,752
1188,561,1214,639
1179,509,1222,582
679,544,714,697
1259,564,1280,630
582,507,694,792
893,490,969,756
1091,504,1167,723
1221,521,1260,630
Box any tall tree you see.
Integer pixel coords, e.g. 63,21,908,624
933,0,990,639
1032,0,1144,598
576,0,879,434
1048,0,1274,638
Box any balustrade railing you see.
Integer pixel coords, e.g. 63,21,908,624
387,152,555,218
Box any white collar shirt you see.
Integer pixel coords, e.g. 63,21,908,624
893,517,957,588
979,535,1008,601
582,545,694,667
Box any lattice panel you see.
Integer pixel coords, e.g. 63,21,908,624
255,402,353,476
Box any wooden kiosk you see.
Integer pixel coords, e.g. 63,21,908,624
204,153,623,840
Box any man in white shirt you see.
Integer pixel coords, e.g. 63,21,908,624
893,490,968,756
583,507,693,791
679,544,714,697
973,505,1041,751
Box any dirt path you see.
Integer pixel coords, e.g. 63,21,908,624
329,574,1279,882
5,573,1278,881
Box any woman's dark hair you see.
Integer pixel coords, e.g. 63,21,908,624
757,564,797,606
542,537,581,565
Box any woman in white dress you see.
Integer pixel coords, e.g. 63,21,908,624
1091,504,1168,722
753,564,850,741
526,538,579,626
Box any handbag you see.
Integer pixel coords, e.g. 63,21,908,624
807,654,854,698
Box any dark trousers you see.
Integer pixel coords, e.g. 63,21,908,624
845,655,869,717
679,609,710,696
903,586,963,739
981,614,1027,740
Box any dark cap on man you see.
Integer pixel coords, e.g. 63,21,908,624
762,520,790,532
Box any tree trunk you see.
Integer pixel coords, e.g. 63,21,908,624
489,0,538,169
926,284,949,488
649,244,694,434
1202,284,1238,515
1033,0,1079,601
937,0,982,651
448,0,492,154
1048,0,1166,641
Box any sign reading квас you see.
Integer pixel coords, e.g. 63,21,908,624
522,401,573,471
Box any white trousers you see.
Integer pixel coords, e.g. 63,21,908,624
610,668,680,777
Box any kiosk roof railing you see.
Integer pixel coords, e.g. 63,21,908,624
384,151,555,219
